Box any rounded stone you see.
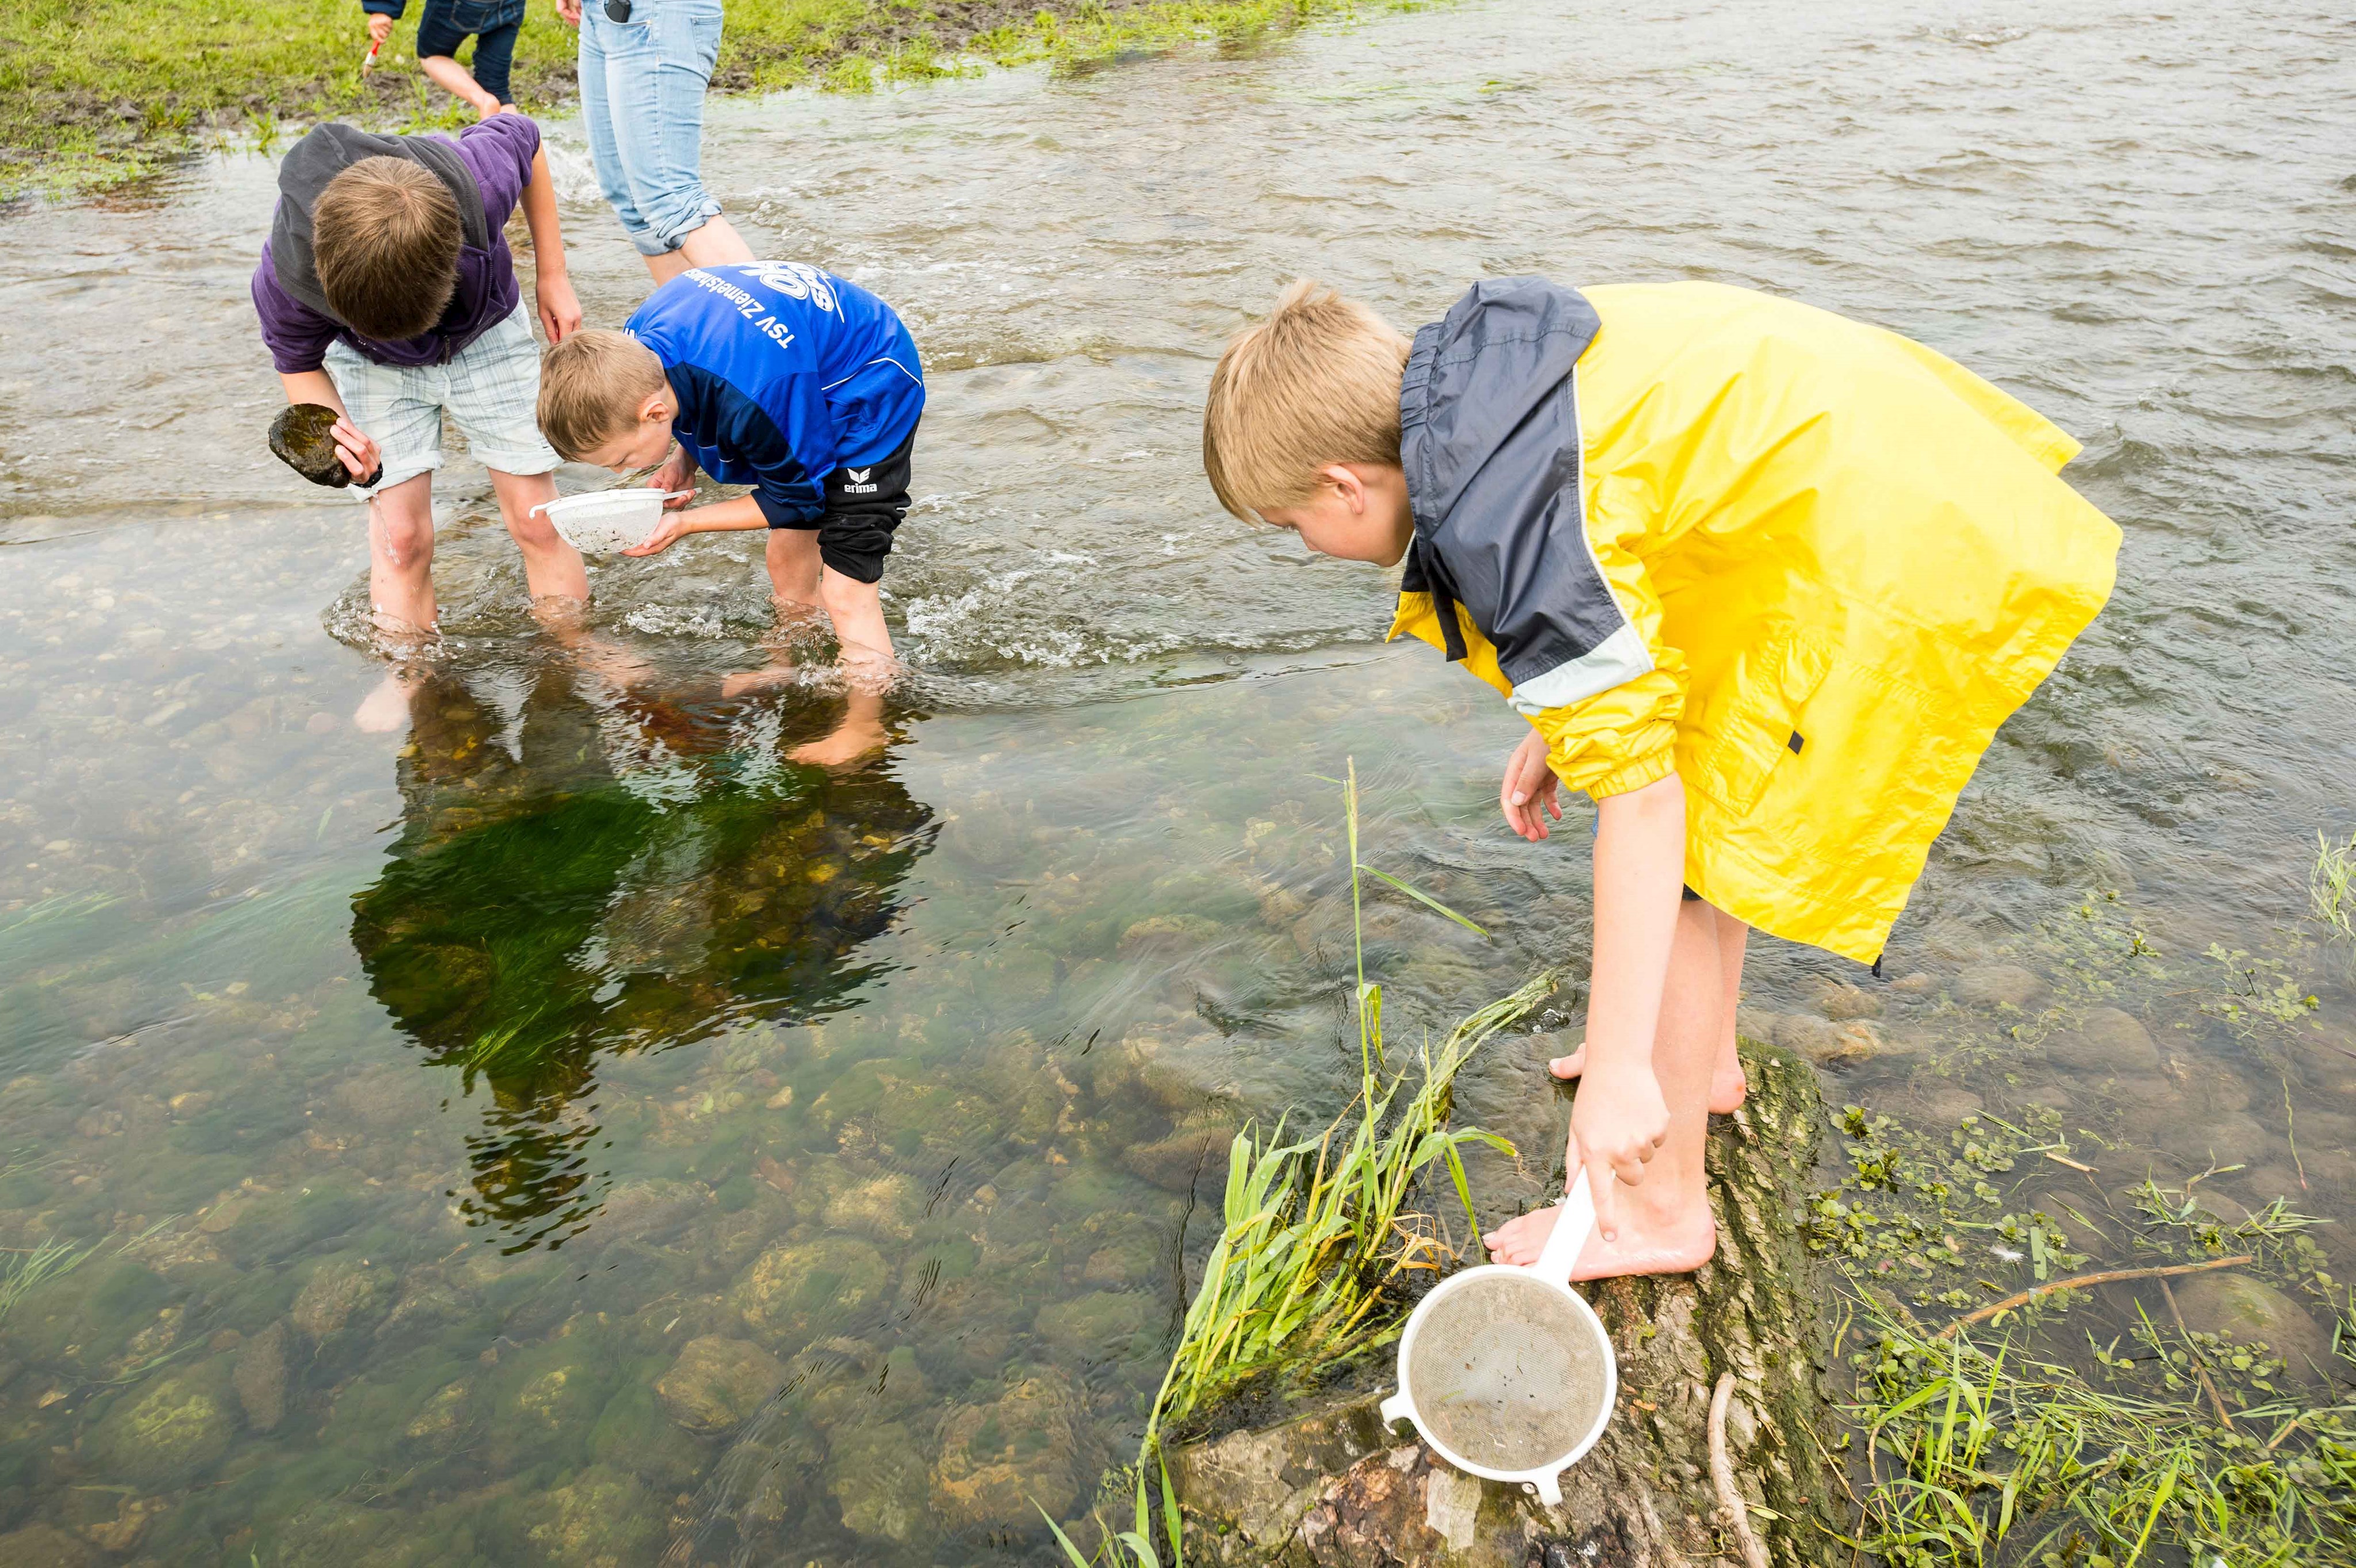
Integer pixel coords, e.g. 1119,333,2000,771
1813,979,1883,1021
0,1523,95,1568
1771,1014,1841,1058
1906,1083,1985,1126
2167,1272,2335,1379
828,1420,935,1544
1034,1290,1154,1355
86,1360,237,1489
730,1236,890,1344
932,1375,1083,1529
654,1336,787,1435
2152,1111,2270,1170
2045,1008,2160,1074
289,1257,392,1341
1955,964,2046,1009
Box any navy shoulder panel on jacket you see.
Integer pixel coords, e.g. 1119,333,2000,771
1399,278,1651,713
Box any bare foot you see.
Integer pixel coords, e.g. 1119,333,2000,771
1550,1043,1747,1116
1480,1191,1716,1280
353,670,420,734
788,713,887,769
720,661,801,699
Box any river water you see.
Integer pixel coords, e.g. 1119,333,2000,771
3,1,2354,1562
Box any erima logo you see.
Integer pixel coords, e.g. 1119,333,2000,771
842,465,879,495
846,468,871,483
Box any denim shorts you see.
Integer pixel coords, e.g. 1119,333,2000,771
577,0,725,257
324,305,559,495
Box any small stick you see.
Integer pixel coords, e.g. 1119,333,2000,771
1933,1255,2254,1337
2044,1150,2096,1174
2264,1412,2307,1452
1708,1372,1770,1568
2159,1275,2234,1430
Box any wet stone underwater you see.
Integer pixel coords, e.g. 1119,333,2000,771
3,0,2356,1562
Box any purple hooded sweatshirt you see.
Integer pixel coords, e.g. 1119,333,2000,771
253,114,541,374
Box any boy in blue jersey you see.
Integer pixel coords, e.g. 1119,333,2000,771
537,262,924,671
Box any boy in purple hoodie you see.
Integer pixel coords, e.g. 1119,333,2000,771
253,113,588,726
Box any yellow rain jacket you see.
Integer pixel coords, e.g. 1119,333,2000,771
1389,280,2119,962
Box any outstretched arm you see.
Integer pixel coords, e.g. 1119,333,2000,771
1567,771,1685,1241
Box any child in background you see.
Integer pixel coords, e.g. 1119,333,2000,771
536,261,925,766
253,114,588,727
1201,278,2119,1280
365,0,529,118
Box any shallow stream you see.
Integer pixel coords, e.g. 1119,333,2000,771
2,1,2354,1562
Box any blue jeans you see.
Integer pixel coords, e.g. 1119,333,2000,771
577,0,725,257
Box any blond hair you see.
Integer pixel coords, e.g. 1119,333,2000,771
538,330,669,460
313,156,462,341
1202,280,1412,520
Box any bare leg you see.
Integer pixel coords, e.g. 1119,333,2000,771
1547,904,1750,1114
366,474,438,635
487,467,590,617
1483,897,1728,1278
354,476,439,732
764,528,824,610
642,216,756,285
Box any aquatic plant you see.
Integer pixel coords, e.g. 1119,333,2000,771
1143,761,1547,1440
2312,830,2356,969
1821,1103,2356,1565
0,1233,101,1326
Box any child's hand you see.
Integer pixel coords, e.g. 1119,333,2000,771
554,0,582,25
536,270,583,345
1566,1062,1668,1243
366,12,394,45
653,446,696,505
1500,728,1562,842
331,417,383,485
622,513,696,556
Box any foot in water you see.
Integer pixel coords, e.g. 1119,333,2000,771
353,670,418,734
1550,1043,1747,1116
1480,1187,1717,1279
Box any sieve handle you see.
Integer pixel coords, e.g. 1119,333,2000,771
1533,1168,1596,1286
1378,1392,1413,1429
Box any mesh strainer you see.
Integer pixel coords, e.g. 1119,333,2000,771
1378,1171,1616,1504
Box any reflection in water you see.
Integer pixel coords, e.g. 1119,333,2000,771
350,662,935,1248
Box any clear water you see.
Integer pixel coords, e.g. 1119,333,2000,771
3,1,2354,1561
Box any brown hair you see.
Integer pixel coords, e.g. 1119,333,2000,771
1202,280,1413,521
537,330,670,460
312,156,463,341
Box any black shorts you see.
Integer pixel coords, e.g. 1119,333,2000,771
781,426,915,585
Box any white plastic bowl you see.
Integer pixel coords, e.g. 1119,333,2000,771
532,488,693,554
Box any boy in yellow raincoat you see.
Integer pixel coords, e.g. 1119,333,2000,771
1201,278,2118,1279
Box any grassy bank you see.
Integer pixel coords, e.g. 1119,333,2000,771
0,0,1388,198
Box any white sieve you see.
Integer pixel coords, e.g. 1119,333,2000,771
530,488,695,554
1378,1170,1616,1504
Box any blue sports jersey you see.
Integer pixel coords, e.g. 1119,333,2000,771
623,262,925,528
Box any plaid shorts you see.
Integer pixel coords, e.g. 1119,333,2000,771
324,304,558,496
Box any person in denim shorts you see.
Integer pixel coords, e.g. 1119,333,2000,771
555,0,755,282
362,0,528,116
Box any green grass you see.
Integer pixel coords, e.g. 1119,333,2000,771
1,0,1399,198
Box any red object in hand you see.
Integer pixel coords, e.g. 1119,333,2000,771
363,37,381,70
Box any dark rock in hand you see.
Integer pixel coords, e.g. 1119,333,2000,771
271,403,350,487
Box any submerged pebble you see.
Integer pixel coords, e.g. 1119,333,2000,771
2167,1272,2335,1379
